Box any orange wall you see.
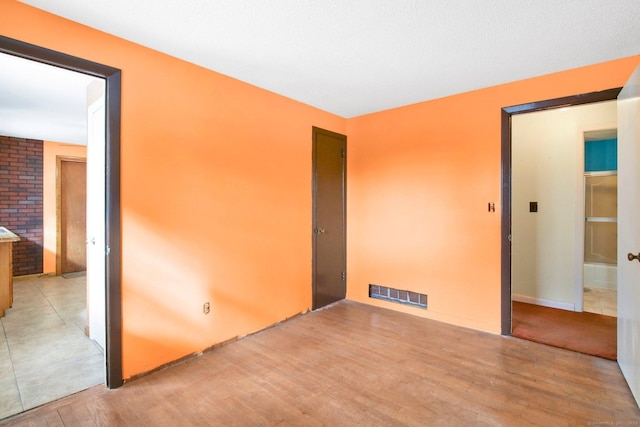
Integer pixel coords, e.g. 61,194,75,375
0,0,346,377
42,142,87,274
346,55,640,333
3,0,639,379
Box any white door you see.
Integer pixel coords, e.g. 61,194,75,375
86,91,107,352
618,64,640,407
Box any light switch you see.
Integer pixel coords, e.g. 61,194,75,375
530,202,538,213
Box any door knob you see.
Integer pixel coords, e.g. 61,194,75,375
627,252,640,262
314,228,326,234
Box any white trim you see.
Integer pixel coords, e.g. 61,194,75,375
574,127,586,312
512,293,575,311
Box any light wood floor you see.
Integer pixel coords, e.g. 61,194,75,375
1,300,638,426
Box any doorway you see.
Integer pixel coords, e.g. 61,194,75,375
583,130,618,316
501,88,622,334
312,127,347,310
0,35,122,388
505,93,621,361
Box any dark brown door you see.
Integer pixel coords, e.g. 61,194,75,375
312,127,346,309
59,157,87,274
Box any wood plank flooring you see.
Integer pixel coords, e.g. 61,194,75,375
1,300,638,426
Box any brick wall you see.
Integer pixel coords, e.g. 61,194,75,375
0,135,44,276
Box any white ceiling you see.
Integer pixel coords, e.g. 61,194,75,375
1,0,638,145
20,0,640,118
0,53,99,145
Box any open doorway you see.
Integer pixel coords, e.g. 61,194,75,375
501,88,621,359
0,35,122,420
0,56,107,418
510,101,618,313
583,129,618,317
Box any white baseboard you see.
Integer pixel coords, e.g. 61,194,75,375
512,294,575,312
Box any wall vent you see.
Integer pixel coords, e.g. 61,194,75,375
369,284,427,309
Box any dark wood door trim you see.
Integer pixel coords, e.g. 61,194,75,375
500,88,621,335
312,126,347,310
0,35,123,388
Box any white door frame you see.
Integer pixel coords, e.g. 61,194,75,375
87,91,107,352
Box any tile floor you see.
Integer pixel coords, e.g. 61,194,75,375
0,275,104,420
583,286,617,317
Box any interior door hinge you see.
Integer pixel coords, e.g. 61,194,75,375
341,149,345,158
508,234,512,242
341,272,346,280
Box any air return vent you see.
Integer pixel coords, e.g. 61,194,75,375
369,284,427,309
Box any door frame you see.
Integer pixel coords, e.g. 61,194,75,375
0,35,123,388
500,87,622,335
311,126,347,310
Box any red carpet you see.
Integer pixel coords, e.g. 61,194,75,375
511,301,617,360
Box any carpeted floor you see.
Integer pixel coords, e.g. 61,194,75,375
511,301,617,360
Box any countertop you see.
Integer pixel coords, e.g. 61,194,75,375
0,227,20,243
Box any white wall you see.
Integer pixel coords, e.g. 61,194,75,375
512,101,617,309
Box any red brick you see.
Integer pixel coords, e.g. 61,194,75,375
0,135,44,275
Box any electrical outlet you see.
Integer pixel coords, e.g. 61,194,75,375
203,302,210,314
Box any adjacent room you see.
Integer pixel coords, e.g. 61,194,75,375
510,101,619,360
0,54,107,417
